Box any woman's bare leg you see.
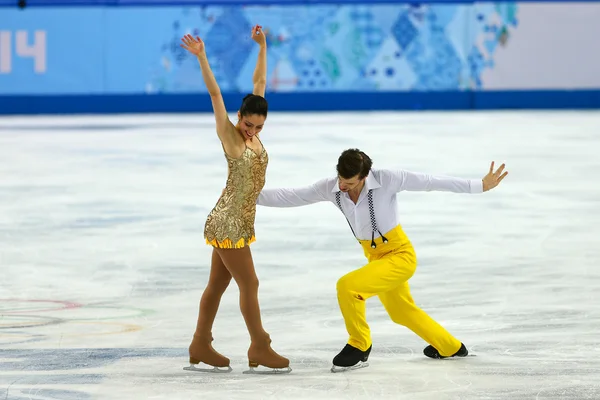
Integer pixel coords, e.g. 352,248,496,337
216,246,289,369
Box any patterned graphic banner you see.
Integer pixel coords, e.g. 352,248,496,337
0,2,598,95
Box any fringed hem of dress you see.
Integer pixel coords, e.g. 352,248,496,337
205,235,256,249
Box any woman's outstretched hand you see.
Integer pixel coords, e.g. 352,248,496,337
251,25,266,47
181,34,206,56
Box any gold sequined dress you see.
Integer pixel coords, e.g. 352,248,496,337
204,141,268,248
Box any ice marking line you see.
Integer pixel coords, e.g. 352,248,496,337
0,315,65,330
0,300,82,314
70,305,155,321
0,321,142,338
56,321,143,337
0,332,46,346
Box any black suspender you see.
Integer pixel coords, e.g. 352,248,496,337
335,189,388,248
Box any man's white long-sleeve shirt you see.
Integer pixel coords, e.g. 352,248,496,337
257,168,483,241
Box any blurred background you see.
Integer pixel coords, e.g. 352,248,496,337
1,0,599,114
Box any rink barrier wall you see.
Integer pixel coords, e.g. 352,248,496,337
1,0,600,113
3,91,600,115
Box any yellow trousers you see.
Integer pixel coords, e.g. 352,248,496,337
336,225,462,357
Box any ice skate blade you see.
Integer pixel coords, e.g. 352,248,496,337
330,361,369,373
427,354,476,360
183,363,232,373
243,365,292,375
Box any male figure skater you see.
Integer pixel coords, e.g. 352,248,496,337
257,149,507,372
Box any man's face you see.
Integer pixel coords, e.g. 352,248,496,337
338,174,365,192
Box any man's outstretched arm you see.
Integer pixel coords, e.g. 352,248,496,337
384,162,507,194
257,178,331,207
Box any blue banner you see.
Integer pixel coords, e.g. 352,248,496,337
0,3,521,94
2,1,600,114
0,8,105,94
0,1,478,6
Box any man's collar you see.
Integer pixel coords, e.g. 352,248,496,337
331,170,381,193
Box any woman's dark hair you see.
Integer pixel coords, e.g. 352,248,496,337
336,149,372,179
240,94,268,118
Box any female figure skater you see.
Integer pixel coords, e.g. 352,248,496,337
180,25,290,374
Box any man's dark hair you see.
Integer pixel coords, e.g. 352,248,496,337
239,94,268,117
336,149,372,179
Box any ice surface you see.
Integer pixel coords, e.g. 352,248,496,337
1,111,600,399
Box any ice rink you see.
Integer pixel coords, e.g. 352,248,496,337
1,111,599,400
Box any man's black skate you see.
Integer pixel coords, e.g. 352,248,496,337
330,344,372,373
423,342,468,359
